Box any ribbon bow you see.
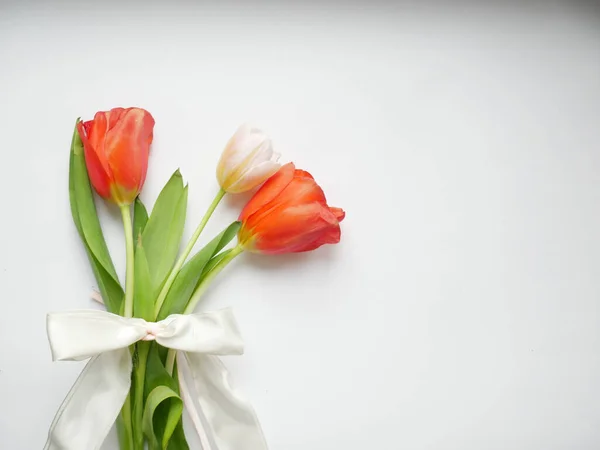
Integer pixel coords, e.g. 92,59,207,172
44,308,268,450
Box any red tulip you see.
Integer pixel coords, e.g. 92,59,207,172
77,107,155,205
238,163,345,254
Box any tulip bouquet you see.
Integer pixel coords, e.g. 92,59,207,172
44,108,344,450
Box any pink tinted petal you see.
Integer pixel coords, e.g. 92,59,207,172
226,160,281,194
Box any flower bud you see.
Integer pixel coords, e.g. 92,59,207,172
77,107,155,205
238,163,345,254
216,124,281,194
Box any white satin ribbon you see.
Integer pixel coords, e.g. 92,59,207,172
44,308,268,450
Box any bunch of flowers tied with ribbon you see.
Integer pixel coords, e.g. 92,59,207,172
46,107,345,450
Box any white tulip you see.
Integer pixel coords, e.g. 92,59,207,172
216,124,281,193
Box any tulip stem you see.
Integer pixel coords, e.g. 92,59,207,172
132,341,150,449
153,188,226,318
165,244,244,375
117,396,134,450
119,205,137,447
120,204,135,318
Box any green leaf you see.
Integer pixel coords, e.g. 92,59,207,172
70,122,120,283
116,413,135,450
157,221,241,320
68,134,84,238
142,171,188,295
133,197,149,241
68,120,123,313
134,238,154,321
144,344,186,449
145,343,178,393
201,248,233,279
89,250,124,314
167,421,190,450
143,385,183,450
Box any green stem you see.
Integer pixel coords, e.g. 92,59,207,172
153,189,226,319
132,342,150,449
165,245,244,375
120,204,135,318
118,204,136,448
184,245,243,314
117,395,134,450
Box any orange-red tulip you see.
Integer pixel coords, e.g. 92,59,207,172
238,163,345,254
77,107,155,205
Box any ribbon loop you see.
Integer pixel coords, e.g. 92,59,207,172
47,310,147,361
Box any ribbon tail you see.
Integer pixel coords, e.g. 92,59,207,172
177,352,269,450
44,349,132,450
178,352,215,450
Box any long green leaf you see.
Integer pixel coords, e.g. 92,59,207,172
134,239,154,321
145,343,178,394
70,122,120,283
68,120,123,313
167,421,190,450
200,248,233,279
144,344,186,449
68,132,84,237
142,171,188,294
143,386,183,450
133,197,149,241
88,249,124,314
166,366,189,450
157,221,241,320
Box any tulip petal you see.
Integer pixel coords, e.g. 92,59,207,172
238,163,295,221
85,113,112,177
330,207,346,222
77,121,112,200
276,174,327,206
244,138,276,167
218,125,267,176
242,174,328,234
106,108,154,201
216,124,277,193
294,169,314,180
107,107,126,130
291,209,342,252
83,143,113,200
238,164,344,254
252,202,341,254
78,107,154,205
226,160,281,194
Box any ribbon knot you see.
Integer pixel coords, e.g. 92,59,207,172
142,321,162,341
44,308,268,450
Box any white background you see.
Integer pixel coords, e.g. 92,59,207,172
1,1,600,449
